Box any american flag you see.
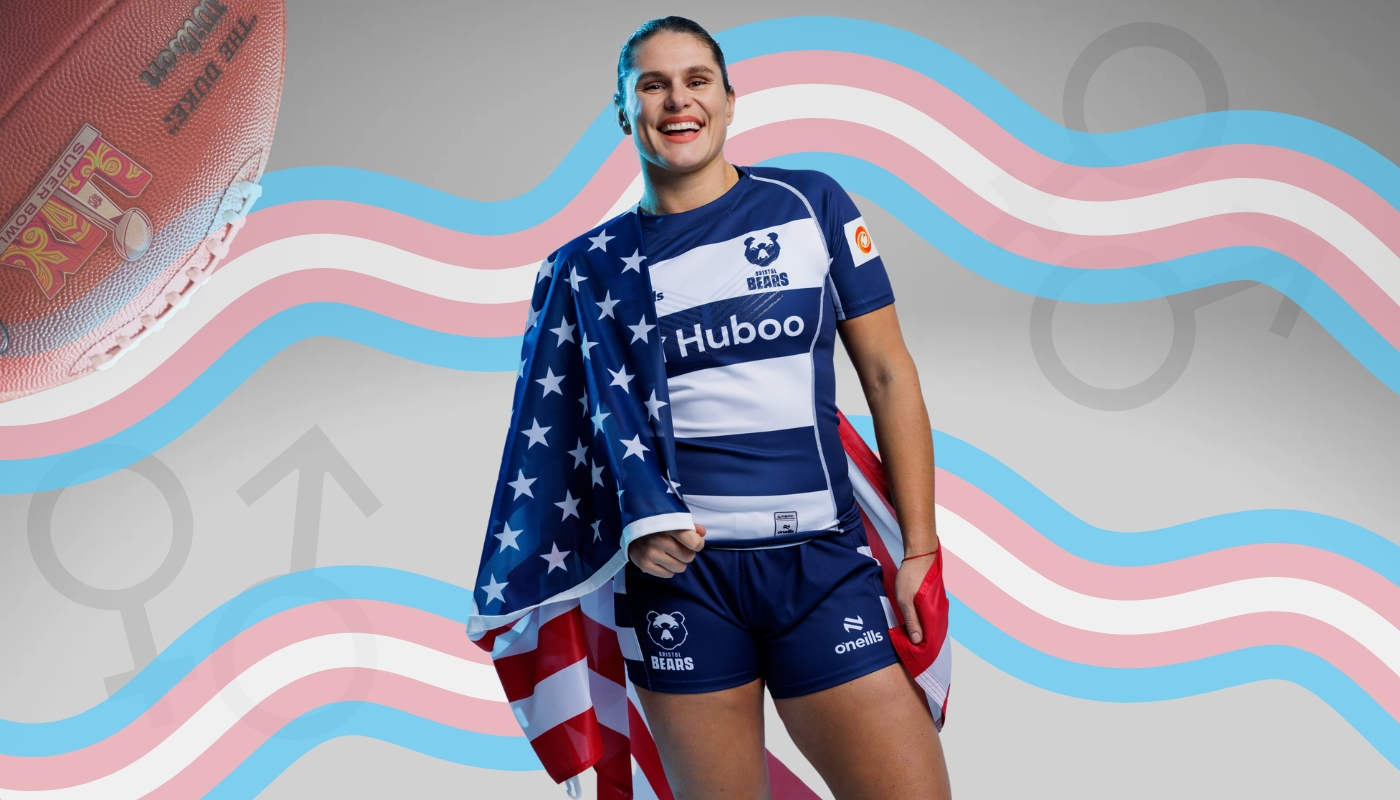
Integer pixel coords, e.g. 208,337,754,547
467,212,950,796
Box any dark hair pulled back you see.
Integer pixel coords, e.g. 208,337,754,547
613,16,732,117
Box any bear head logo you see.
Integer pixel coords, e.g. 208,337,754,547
646,610,688,651
743,232,781,266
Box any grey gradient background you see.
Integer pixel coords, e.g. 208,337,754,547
2,0,1399,797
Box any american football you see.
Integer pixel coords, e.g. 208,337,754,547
0,0,284,402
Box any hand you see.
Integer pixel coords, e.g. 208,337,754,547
628,524,707,578
895,545,937,645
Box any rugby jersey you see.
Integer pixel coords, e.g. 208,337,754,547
640,166,894,543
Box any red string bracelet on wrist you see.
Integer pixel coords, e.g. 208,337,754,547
903,549,938,561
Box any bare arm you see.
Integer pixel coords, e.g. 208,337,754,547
837,303,939,644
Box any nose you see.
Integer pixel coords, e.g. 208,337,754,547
663,84,691,111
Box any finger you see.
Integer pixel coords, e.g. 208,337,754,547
693,523,707,537
899,599,923,645
654,537,698,564
671,528,705,552
639,559,676,579
648,548,691,574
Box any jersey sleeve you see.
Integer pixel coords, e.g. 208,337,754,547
818,175,895,321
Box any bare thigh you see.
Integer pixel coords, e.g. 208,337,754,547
775,663,951,800
635,679,770,800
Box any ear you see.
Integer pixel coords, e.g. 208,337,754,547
744,236,754,247
646,610,659,624
617,105,631,135
672,612,685,625
768,232,779,243
725,86,736,126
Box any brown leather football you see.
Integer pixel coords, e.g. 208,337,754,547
0,0,284,402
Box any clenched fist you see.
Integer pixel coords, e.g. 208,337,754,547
628,524,707,578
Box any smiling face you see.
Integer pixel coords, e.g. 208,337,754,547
618,30,735,176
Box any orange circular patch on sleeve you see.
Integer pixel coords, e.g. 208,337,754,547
854,225,872,254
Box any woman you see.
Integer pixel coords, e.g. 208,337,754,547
598,17,950,799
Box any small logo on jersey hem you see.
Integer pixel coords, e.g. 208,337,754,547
775,511,797,534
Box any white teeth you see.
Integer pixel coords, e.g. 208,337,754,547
662,122,701,132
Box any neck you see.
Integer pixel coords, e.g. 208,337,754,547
638,154,738,216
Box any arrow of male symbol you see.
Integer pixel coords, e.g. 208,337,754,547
237,425,383,572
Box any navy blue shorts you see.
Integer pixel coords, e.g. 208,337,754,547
618,522,899,699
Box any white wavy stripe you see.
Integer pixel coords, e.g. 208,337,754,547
10,83,1394,426
1,633,506,800
937,504,1400,678
0,235,538,427
602,84,1400,304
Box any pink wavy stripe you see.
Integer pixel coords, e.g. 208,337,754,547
0,272,528,459
934,464,1400,721
209,122,1400,356
947,552,1400,722
222,141,643,269
223,50,1400,276
726,119,1400,350
8,52,1396,451
736,51,1400,243
0,599,505,790
935,467,1400,628
141,668,515,800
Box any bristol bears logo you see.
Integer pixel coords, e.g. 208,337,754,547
743,232,781,266
646,610,688,651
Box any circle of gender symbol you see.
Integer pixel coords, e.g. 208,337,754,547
1034,23,1230,410
1029,252,1197,411
28,452,193,610
28,446,193,696
1062,22,1228,184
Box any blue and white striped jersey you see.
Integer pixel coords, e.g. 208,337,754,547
641,166,894,543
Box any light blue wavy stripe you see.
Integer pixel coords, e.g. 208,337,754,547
0,313,1394,579
0,567,470,756
256,17,1400,231
949,596,1400,769
6,533,1400,760
6,151,1400,495
768,151,1400,395
202,703,540,800
842,415,1400,588
0,313,1393,590
0,304,522,495
1,309,1394,590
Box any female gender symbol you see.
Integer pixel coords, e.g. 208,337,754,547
28,447,193,696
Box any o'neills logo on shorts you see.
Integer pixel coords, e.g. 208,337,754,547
834,629,885,654
0,124,154,298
